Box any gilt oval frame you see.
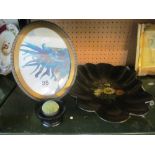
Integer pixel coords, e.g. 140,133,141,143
11,21,77,101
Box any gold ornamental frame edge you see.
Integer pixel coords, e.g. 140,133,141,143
11,21,77,101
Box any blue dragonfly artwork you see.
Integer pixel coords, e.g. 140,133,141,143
20,42,71,81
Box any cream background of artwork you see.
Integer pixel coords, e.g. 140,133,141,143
19,28,70,96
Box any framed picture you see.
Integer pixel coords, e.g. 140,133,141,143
135,24,155,76
12,21,77,101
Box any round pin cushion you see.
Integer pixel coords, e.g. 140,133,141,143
11,21,77,101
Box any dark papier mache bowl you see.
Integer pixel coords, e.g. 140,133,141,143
70,63,154,123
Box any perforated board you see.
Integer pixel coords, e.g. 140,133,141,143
44,20,155,65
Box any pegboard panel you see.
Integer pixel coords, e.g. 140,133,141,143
44,19,155,65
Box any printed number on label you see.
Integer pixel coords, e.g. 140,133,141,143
42,80,49,86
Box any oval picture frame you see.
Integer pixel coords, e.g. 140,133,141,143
12,21,77,101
